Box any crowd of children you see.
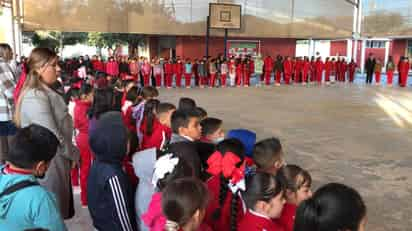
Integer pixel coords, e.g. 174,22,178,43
57,53,411,89
67,75,366,231
0,46,371,231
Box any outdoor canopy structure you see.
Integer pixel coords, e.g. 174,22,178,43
22,0,355,39
17,0,412,38
2,0,412,61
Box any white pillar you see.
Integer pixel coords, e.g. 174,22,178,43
347,39,352,62
352,0,358,63
312,40,316,57
357,0,362,35
384,40,390,73
19,0,24,57
308,39,313,57
10,0,16,53
354,40,358,63
361,39,366,74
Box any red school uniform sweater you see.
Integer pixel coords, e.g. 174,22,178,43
92,60,105,72
74,100,91,135
276,203,296,231
238,210,284,231
205,175,246,231
140,118,172,150
122,104,137,133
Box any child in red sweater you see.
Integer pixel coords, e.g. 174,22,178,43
204,138,247,231
253,137,285,176
238,172,285,231
200,117,224,144
276,165,312,231
122,86,139,133
121,81,137,111
132,86,159,146
74,83,94,206
140,102,176,150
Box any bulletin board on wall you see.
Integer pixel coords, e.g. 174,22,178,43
227,40,261,58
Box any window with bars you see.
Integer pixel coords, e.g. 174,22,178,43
408,40,412,57
366,41,386,48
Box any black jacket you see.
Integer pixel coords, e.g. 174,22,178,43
365,58,376,73
88,112,138,231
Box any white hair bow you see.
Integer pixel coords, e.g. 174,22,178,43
152,154,179,187
228,178,246,194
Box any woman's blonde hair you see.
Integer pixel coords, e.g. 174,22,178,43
14,48,57,127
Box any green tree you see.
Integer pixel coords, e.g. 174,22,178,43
30,31,88,53
87,32,145,57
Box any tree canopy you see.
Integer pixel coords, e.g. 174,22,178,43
29,31,88,51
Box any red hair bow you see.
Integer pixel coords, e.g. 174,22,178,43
206,151,245,183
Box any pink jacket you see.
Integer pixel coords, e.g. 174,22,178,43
106,61,119,76
142,192,165,231
142,63,152,76
141,192,214,231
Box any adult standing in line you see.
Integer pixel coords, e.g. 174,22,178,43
0,43,17,164
365,53,375,84
14,47,80,219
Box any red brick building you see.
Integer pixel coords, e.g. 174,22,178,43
330,39,411,72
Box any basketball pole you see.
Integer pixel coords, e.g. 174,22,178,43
224,29,228,59
206,16,210,58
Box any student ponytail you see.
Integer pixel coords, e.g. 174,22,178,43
230,190,239,231
144,99,160,136
294,183,366,231
212,174,229,220
208,138,246,231
79,83,93,99
293,198,320,231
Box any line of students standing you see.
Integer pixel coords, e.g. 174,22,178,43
365,54,410,87
86,55,257,88
64,53,411,89
261,55,358,85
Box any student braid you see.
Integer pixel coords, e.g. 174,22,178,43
212,174,229,220
230,189,239,231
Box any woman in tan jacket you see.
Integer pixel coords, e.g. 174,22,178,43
15,48,79,219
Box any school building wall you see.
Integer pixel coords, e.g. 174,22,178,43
149,36,296,59
330,40,347,56
175,36,296,59
330,39,408,66
392,39,408,65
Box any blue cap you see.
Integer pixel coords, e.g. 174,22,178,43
227,129,256,157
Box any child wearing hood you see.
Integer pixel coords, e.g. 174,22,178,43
87,111,138,231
